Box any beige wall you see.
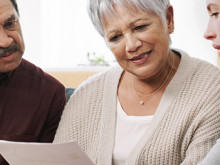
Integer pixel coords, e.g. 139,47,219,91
47,71,98,88
46,66,110,88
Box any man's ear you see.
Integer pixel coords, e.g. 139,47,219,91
166,5,174,34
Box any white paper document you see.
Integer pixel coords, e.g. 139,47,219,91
0,140,94,165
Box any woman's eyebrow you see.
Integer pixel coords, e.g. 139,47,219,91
207,3,217,11
106,18,149,36
129,18,150,27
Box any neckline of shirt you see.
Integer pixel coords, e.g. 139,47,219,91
117,97,154,121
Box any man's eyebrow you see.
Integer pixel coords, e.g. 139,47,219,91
5,15,16,23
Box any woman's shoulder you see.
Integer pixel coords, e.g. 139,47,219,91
176,49,220,81
172,49,220,102
65,65,123,113
191,56,220,82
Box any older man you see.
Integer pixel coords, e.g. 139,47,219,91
0,0,66,164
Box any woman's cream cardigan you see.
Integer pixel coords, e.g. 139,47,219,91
54,50,220,165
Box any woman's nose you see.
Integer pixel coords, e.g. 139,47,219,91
125,34,142,52
204,21,216,40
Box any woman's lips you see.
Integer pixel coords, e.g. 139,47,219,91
130,50,152,65
213,44,220,50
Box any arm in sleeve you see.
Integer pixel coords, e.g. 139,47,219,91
198,139,220,165
181,98,220,165
38,85,66,142
53,93,77,143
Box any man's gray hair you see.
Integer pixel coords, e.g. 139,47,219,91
87,0,170,37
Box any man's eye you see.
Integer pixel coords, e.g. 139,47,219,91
134,25,147,31
109,34,122,42
4,20,17,29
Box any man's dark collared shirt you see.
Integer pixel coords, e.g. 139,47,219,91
0,72,10,85
0,59,66,165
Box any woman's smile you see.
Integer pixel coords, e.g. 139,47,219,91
130,50,152,65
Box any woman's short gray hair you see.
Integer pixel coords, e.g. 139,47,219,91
87,0,170,37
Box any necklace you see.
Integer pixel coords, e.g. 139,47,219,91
131,54,174,105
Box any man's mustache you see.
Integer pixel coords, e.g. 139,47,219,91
0,44,20,57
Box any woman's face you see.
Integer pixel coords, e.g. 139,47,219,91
204,0,220,50
104,5,174,79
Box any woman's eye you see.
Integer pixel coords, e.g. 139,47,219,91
211,12,219,17
109,34,122,42
134,25,147,31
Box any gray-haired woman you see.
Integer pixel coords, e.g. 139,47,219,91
54,0,220,164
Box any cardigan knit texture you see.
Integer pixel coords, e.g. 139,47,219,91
54,50,220,165
198,139,220,164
